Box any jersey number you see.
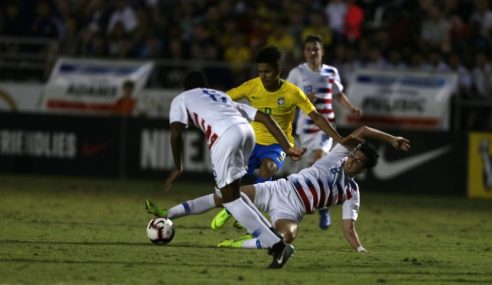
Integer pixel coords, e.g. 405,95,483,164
203,89,227,103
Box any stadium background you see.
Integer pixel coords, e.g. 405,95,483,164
0,0,491,198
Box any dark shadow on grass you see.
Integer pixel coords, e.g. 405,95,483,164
0,239,221,249
0,257,258,269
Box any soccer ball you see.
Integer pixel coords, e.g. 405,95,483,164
146,217,175,245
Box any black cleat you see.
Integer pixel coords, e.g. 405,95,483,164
268,242,295,269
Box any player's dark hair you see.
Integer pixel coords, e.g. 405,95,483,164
303,34,323,48
358,142,379,169
256,46,282,69
184,70,209,90
123,80,135,90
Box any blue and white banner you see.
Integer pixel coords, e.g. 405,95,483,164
41,57,154,114
337,69,457,130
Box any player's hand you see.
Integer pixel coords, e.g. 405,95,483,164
392,137,411,151
341,135,365,149
286,147,307,161
307,92,316,102
164,168,182,191
350,106,363,118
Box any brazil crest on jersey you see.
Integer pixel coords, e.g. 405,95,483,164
227,77,315,146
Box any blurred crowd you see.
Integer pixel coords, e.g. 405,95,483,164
1,0,492,129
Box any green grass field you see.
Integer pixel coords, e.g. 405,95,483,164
1,174,491,285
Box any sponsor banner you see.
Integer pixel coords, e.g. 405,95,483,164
124,118,213,182
0,113,468,195
40,58,154,114
336,69,457,130
0,83,44,112
351,129,466,195
468,132,492,199
0,113,121,177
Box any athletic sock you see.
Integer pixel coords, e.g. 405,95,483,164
242,238,264,249
222,197,281,248
167,193,215,219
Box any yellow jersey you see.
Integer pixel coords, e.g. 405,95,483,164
227,77,316,146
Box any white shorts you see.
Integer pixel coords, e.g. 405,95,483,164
253,178,305,224
210,123,255,188
298,131,333,154
294,132,333,171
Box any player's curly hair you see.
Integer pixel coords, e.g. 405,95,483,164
184,70,209,90
256,46,282,69
358,142,379,169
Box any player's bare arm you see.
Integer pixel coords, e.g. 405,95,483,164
254,111,306,160
335,92,363,118
351,126,411,151
164,122,185,191
343,219,367,253
307,110,363,148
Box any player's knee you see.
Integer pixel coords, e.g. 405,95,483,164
259,159,277,178
281,230,296,243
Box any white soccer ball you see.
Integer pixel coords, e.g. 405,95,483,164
146,217,175,245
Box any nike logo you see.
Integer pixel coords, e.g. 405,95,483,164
374,145,452,180
81,142,111,156
276,253,285,264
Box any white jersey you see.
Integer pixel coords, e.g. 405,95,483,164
169,88,257,148
287,144,359,218
287,63,344,136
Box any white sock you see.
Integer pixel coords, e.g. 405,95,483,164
223,198,281,248
167,194,216,219
241,238,264,249
240,192,270,226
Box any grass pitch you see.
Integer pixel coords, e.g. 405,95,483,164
1,174,491,285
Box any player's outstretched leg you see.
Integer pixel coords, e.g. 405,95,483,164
318,208,331,230
211,208,232,230
145,199,168,217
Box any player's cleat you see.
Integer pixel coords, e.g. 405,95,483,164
318,208,331,230
144,199,168,217
268,242,295,269
211,208,232,230
217,234,253,248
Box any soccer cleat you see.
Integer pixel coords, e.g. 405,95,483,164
144,199,168,217
268,242,295,269
318,208,331,230
217,234,253,248
211,208,232,230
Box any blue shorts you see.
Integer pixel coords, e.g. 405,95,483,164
247,144,286,176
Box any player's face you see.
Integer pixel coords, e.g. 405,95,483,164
257,63,281,91
344,149,367,176
304,42,323,67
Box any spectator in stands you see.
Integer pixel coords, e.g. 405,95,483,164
31,1,63,40
0,1,25,36
83,0,111,34
344,0,364,43
107,0,137,34
324,0,347,43
301,10,332,47
472,51,492,100
112,80,137,116
420,4,451,52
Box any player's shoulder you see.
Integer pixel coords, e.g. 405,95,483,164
321,64,340,75
282,80,304,95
